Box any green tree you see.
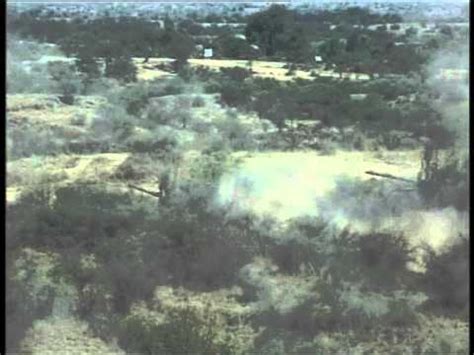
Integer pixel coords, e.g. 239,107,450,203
346,31,361,52
279,25,312,63
216,34,252,59
48,62,84,104
219,81,252,108
440,25,453,39
105,56,137,83
75,53,102,85
163,32,195,71
320,38,344,62
245,5,294,57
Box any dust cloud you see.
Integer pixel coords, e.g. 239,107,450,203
216,40,469,271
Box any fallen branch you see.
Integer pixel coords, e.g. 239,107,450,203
365,171,416,184
127,184,161,198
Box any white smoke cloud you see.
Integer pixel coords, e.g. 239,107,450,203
215,39,469,272
424,40,469,157
216,148,468,271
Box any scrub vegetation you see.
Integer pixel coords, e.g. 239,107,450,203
6,3,468,354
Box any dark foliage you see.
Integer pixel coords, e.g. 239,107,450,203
421,236,469,318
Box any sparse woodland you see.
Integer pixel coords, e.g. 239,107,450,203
6,3,469,354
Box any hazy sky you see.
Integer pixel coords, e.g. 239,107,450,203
7,0,470,6
6,0,469,3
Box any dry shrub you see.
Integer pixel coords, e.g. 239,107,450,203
192,95,206,108
8,126,68,159
20,317,124,355
7,162,67,187
113,154,163,181
120,286,261,355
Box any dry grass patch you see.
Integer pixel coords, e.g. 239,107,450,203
6,153,132,204
7,94,106,129
133,58,371,82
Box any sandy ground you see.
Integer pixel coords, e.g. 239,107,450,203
132,58,177,81
133,57,371,82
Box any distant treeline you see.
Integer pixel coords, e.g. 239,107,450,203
8,14,184,59
8,5,425,73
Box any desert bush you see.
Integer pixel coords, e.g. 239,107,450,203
215,116,256,151
220,67,252,82
265,220,420,327
405,27,418,37
417,155,468,211
219,81,252,108
412,316,468,354
7,61,55,94
148,77,186,97
48,61,84,104
364,77,420,100
187,151,231,183
75,54,103,84
6,37,62,94
6,247,79,353
256,336,288,355
83,77,121,95
145,103,171,126
113,154,163,181
7,161,67,187
145,96,194,129
338,284,427,329
20,317,124,355
11,249,63,316
7,36,43,61
318,139,338,155
71,114,86,126
8,126,68,159
355,229,415,284
6,275,34,353
354,233,414,290
119,287,260,355
124,126,179,154
174,96,193,128
8,184,145,252
192,95,206,108
190,119,214,135
92,105,137,142
203,78,223,94
105,56,137,83
67,137,109,154
421,236,469,318
197,132,230,154
240,258,318,315
118,84,150,116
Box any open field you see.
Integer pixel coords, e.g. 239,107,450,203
219,150,422,221
133,57,372,82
